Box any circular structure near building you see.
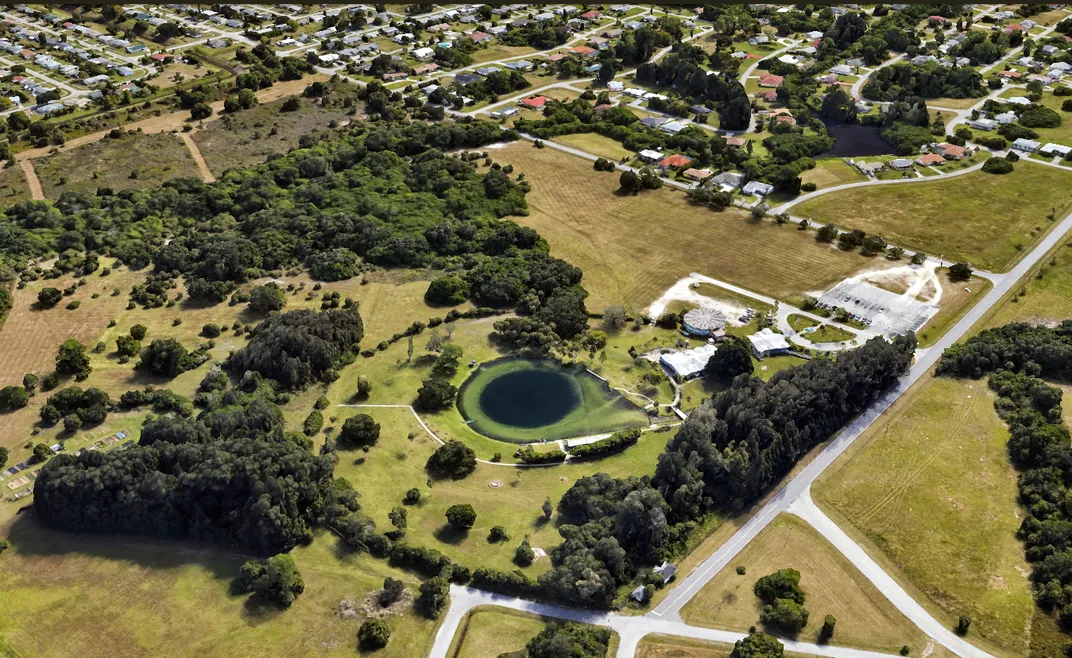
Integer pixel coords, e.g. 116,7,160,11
683,306,727,337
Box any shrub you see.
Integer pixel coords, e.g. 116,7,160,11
425,275,470,306
0,385,29,411
65,300,80,310
514,540,535,566
338,413,380,447
760,598,809,635
445,503,476,530
981,157,1014,174
201,323,221,338
948,262,973,281
37,287,62,307
754,568,805,604
358,619,390,650
379,577,405,606
232,554,305,607
488,525,509,542
517,446,567,464
130,324,148,340
416,378,457,410
404,487,421,504
303,410,324,437
248,282,287,313
566,428,641,460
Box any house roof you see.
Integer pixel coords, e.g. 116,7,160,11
748,328,790,354
658,154,692,168
521,96,549,108
759,74,784,86
917,153,946,165
682,167,711,180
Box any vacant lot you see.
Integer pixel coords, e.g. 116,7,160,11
193,95,354,175
493,143,881,312
988,242,1072,327
34,131,200,198
446,607,546,658
916,271,991,347
794,164,1072,272
555,133,634,161
800,159,865,190
814,377,1033,657
1000,89,1072,147
680,514,929,653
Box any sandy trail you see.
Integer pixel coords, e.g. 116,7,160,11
179,132,215,182
18,159,43,200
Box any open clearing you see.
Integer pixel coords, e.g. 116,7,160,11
915,271,991,347
494,142,883,312
800,159,866,190
813,376,1033,658
554,133,635,161
34,131,201,198
0,162,31,206
987,242,1072,327
794,164,1072,272
680,514,929,654
446,607,546,658
192,94,354,175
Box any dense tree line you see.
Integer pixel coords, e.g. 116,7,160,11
937,322,1072,629
634,44,752,130
863,62,985,101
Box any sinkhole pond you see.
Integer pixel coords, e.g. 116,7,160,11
456,357,649,443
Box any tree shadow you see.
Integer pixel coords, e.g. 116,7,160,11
5,514,241,581
239,593,288,625
432,524,468,545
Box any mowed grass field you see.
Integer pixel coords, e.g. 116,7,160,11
554,133,634,161
193,95,354,175
916,271,992,347
813,377,1033,658
987,242,1072,327
493,143,881,312
0,503,438,658
680,514,929,654
794,164,1072,272
446,607,546,658
800,159,866,190
34,131,201,199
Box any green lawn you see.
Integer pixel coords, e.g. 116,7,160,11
916,270,992,347
787,313,819,332
987,242,1072,328
447,607,545,658
800,159,866,190
814,377,1034,658
999,89,1072,148
555,132,634,161
794,164,1072,272
800,323,856,343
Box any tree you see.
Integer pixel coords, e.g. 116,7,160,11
489,525,509,542
358,619,390,649
233,554,305,607
115,334,141,358
404,488,421,504
0,385,29,411
819,615,836,642
0,446,7,468
338,413,380,448
760,598,809,635
37,287,62,307
379,577,405,606
416,379,457,411
433,343,463,377
729,632,784,658
816,224,839,242
23,373,38,393
619,170,639,194
542,497,553,520
130,324,148,340
426,440,476,479
956,615,972,635
357,375,373,398
388,506,407,533
416,576,450,618
445,503,477,530
63,414,83,433
515,539,535,566
705,336,754,380
303,410,323,437
32,443,52,463
526,622,610,658
249,282,287,313
137,338,204,377
55,339,91,378
948,262,973,282
191,102,213,120
754,569,805,604
603,305,627,331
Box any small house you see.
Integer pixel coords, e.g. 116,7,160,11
1012,138,1041,152
890,158,914,170
748,328,791,358
916,153,946,166
759,74,784,87
520,96,549,109
742,180,774,196
657,154,692,170
638,149,663,163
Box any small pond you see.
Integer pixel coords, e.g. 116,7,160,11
818,118,896,158
457,358,649,443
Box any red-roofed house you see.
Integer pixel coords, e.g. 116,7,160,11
569,45,598,57
413,63,439,75
1005,23,1027,34
774,114,797,126
657,154,692,170
937,143,968,159
11,75,24,83
758,89,778,102
469,31,491,43
547,53,568,62
929,15,949,23
682,168,711,181
19,50,34,60
759,74,783,87
916,153,946,166
580,10,602,20
521,96,549,109
999,70,1022,79
150,53,173,62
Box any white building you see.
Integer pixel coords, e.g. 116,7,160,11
659,343,717,380
748,328,791,357
742,180,774,196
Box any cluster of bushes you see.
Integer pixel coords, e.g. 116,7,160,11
517,446,568,464
566,428,641,460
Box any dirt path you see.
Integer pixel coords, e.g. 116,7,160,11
179,132,215,183
19,159,43,200
15,75,327,163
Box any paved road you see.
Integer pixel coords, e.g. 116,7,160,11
651,204,1072,634
430,586,905,658
788,492,992,658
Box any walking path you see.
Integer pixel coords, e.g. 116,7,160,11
18,159,42,201
179,132,215,183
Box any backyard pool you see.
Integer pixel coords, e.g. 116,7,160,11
457,357,648,443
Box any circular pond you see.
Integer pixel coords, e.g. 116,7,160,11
457,358,648,443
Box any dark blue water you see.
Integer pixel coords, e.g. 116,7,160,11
820,119,896,158
478,368,580,428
